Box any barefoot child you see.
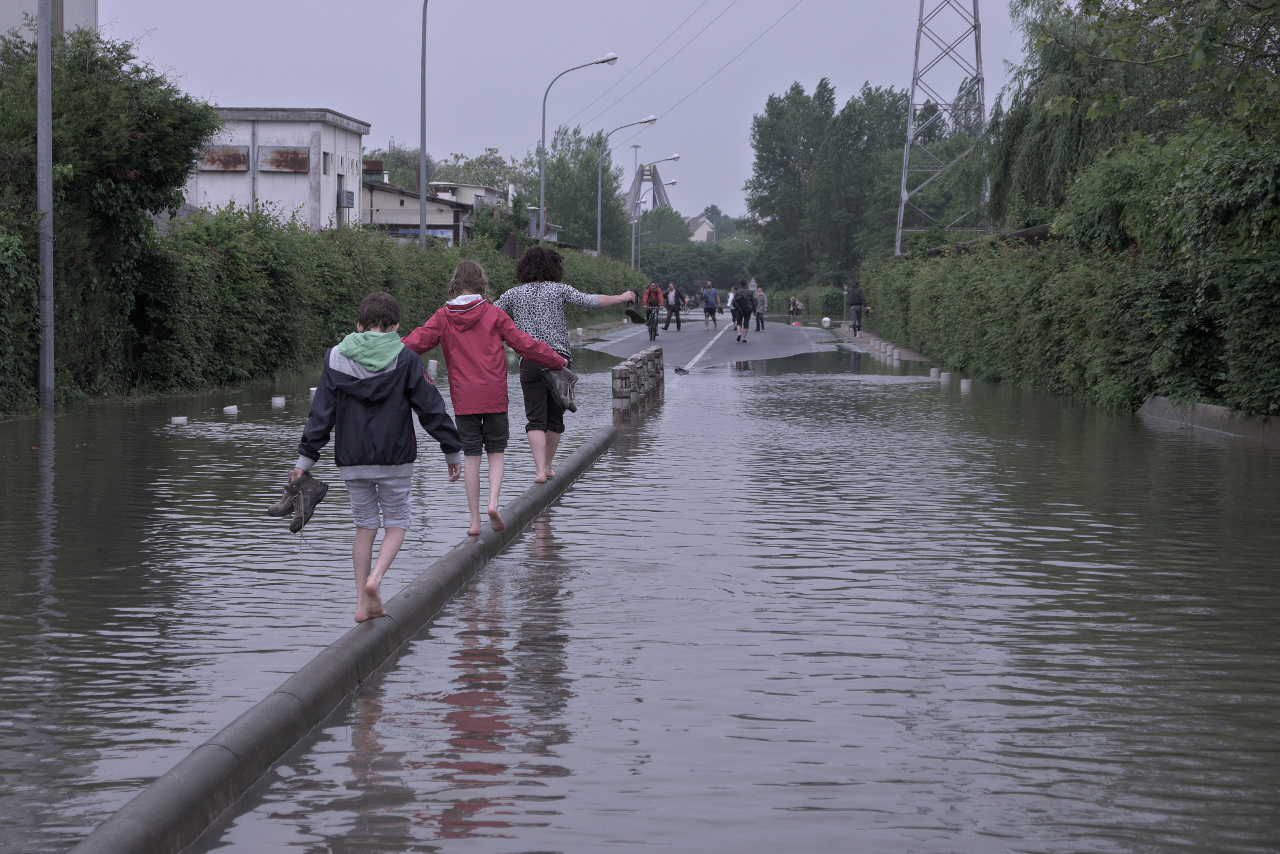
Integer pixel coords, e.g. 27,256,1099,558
402,260,566,536
291,292,463,623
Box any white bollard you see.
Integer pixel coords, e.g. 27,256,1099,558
170,416,187,425
821,317,831,328
427,359,439,379
309,387,317,399
940,372,951,384
930,368,940,379
577,327,583,336
271,396,286,408
960,379,973,393
223,405,238,415
892,348,901,359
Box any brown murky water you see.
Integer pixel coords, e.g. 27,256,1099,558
3,338,1279,853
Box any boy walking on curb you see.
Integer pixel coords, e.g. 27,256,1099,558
402,260,566,538
291,292,463,623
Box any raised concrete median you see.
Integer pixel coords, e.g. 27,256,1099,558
71,423,619,854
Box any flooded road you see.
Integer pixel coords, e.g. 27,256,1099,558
4,329,1280,852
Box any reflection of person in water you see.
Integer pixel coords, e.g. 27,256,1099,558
341,511,573,842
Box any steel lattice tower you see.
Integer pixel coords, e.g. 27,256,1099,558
895,0,989,256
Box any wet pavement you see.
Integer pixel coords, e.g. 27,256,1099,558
4,323,1280,853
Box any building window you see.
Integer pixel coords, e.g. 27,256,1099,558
399,200,404,206
323,152,331,175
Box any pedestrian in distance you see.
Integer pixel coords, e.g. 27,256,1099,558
496,245,636,484
728,283,743,334
754,285,768,331
846,280,868,336
401,260,566,538
702,279,720,330
290,292,463,624
662,281,683,331
733,278,755,343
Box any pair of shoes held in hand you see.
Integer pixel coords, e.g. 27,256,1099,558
268,472,328,533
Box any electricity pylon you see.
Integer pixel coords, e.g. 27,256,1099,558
895,0,990,256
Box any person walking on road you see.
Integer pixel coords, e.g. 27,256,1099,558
733,279,755,343
754,286,768,331
496,246,635,484
663,282,683,331
847,280,868,336
702,280,720,330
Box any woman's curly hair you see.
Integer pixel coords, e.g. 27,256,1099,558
447,260,489,299
515,245,564,284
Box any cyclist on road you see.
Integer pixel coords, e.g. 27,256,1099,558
642,281,665,341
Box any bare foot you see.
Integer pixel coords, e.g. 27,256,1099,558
363,575,385,619
488,506,506,532
546,469,556,479
467,522,481,536
534,472,547,484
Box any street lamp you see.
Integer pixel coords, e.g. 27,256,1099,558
631,156,678,268
597,115,656,255
419,1,429,247
635,181,676,271
540,52,618,242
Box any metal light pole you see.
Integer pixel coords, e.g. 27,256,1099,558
635,181,676,272
540,52,618,242
629,144,641,268
37,0,54,410
418,0,428,247
598,115,655,256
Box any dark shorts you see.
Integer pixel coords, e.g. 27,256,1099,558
520,359,566,434
704,306,716,318
455,412,510,456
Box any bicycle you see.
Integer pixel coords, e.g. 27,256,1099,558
646,306,660,341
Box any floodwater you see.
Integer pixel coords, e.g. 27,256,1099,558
3,332,1280,853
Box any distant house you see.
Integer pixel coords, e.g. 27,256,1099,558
183,108,369,232
684,214,715,244
360,169,474,245
1,0,96,36
429,182,507,211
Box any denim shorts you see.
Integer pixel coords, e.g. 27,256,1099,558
455,412,510,456
344,475,413,530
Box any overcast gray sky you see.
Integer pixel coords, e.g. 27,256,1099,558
99,1,1026,219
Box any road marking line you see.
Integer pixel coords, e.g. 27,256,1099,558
680,325,730,374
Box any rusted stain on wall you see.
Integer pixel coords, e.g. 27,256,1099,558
199,146,250,171
258,146,310,173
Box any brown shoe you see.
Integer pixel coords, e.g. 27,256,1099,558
289,474,329,533
267,478,301,517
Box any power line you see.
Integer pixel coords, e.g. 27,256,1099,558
561,0,715,127
612,0,806,156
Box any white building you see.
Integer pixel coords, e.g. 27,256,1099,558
183,108,369,232
684,214,715,244
1,0,96,36
429,181,506,211
360,170,474,245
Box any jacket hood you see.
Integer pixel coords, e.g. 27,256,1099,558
337,330,404,372
441,295,491,333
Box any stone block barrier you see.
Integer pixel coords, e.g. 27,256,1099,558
612,346,664,426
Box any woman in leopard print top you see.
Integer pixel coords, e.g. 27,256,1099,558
496,246,635,482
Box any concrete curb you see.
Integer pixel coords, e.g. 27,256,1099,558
1138,396,1280,441
70,424,619,854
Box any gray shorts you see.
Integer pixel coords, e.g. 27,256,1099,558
344,475,413,530
455,412,510,456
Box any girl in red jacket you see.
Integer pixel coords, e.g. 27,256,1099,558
402,261,566,536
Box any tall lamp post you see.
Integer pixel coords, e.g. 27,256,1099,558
419,1,428,247
631,155,679,269
635,181,676,271
540,52,618,241
597,115,655,256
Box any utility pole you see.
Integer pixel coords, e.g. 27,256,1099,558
419,1,428,247
37,0,54,410
895,0,989,256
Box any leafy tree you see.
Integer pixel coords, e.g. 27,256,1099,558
637,205,689,244
435,147,535,197
0,25,220,406
364,140,435,191
637,241,752,290
743,78,837,288
537,125,630,256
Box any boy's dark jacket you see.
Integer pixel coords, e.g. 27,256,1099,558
298,345,462,470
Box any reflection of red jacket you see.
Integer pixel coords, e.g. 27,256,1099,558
402,296,565,415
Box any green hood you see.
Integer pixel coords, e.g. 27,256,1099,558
337,330,404,372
